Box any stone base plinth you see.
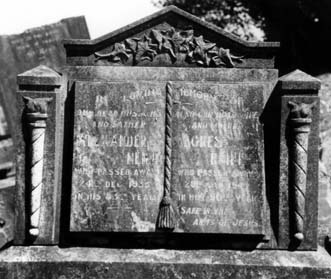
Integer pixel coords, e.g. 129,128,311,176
0,246,330,278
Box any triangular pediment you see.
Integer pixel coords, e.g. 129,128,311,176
64,6,279,68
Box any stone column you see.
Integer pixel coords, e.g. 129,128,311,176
15,65,64,245
288,101,315,243
278,69,321,250
23,97,51,237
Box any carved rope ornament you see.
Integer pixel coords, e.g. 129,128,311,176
95,27,243,67
156,82,175,231
288,101,315,243
23,96,52,237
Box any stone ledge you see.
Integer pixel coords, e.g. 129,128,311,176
0,246,330,278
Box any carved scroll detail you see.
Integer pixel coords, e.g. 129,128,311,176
23,96,52,237
288,101,315,243
156,82,175,231
95,27,243,67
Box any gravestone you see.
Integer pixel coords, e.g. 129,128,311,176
4,6,331,278
315,73,331,245
0,15,90,137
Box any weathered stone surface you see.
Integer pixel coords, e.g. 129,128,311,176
0,246,330,278
0,136,14,179
279,69,321,91
284,72,331,246
17,65,63,86
172,83,266,234
68,66,277,235
15,66,64,245
70,81,165,232
278,70,320,250
0,107,7,135
317,73,331,244
319,73,331,173
0,16,90,137
318,161,331,244
0,180,14,249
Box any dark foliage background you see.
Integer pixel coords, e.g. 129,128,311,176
154,0,331,75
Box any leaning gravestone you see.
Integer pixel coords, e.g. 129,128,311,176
0,15,90,137
3,6,331,278
316,73,331,244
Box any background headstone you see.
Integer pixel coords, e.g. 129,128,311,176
0,15,90,138
317,73,331,244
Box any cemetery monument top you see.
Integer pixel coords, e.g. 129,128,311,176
63,6,279,68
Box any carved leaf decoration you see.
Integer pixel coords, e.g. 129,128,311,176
194,36,216,52
220,48,243,67
95,42,130,63
190,48,204,65
23,97,50,114
124,38,140,52
162,39,176,61
150,29,164,51
188,36,216,66
111,43,130,62
94,27,243,67
170,29,193,53
135,36,158,64
151,29,176,61
181,29,194,40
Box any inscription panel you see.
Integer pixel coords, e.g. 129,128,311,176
172,83,266,234
69,75,268,235
70,82,165,232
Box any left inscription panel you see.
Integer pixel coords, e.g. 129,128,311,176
70,81,165,232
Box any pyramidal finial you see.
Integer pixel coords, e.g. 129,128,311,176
279,69,321,90
17,65,62,86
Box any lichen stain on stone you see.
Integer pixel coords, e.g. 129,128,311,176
318,165,331,243
161,265,183,279
278,255,307,267
130,211,155,232
150,252,177,262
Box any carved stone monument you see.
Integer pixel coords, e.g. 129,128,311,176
1,6,331,278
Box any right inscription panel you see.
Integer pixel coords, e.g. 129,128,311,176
172,82,266,235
